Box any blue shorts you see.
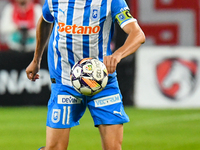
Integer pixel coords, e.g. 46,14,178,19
46,76,130,128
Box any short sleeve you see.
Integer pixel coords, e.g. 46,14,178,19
42,0,54,23
111,0,137,28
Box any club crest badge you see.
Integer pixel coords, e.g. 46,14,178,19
51,109,61,123
91,6,100,21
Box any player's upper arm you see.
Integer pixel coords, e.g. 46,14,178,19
42,0,54,23
114,8,145,43
122,21,145,44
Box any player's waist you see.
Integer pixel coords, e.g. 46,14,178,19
50,74,117,85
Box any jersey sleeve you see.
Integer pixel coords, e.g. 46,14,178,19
111,0,137,28
42,0,54,23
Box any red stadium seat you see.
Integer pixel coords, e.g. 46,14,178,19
9,0,41,4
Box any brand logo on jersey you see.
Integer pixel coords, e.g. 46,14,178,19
58,95,81,104
59,8,67,15
51,109,61,123
94,94,121,107
113,110,122,116
58,23,100,34
91,6,100,21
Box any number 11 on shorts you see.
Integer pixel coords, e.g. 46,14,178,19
62,106,71,125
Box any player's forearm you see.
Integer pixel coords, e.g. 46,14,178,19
113,22,145,61
33,16,53,63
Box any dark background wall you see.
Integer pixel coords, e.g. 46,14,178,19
0,50,50,106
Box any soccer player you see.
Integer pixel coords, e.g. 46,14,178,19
26,0,145,149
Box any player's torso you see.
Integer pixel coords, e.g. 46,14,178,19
48,0,114,85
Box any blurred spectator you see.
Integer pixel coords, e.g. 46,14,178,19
0,0,42,52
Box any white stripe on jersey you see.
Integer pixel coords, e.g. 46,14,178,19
72,0,85,63
103,0,112,57
53,24,58,70
58,0,71,85
89,0,102,59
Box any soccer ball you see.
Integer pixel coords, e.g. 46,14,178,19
70,58,108,96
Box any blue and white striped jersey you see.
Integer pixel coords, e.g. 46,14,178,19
42,0,136,85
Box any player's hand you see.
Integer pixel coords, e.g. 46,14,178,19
26,60,40,81
103,54,121,74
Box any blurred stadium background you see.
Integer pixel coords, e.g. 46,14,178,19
0,0,200,150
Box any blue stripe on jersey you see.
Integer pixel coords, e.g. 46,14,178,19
107,23,115,56
53,0,61,83
48,25,62,84
83,0,92,58
98,0,107,61
52,0,62,84
48,27,54,76
107,22,117,78
55,26,62,83
66,0,75,68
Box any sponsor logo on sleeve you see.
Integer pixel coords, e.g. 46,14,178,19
94,94,121,107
